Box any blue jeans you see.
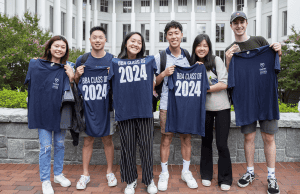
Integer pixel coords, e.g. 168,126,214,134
38,129,66,182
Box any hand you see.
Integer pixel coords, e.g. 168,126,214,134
163,65,175,77
64,65,75,81
75,65,85,78
107,67,110,74
196,61,204,65
270,42,282,53
33,57,38,60
225,44,239,65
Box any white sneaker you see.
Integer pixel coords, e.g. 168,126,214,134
54,173,71,187
202,179,211,187
42,180,54,194
221,184,231,191
158,171,169,191
181,170,198,189
147,180,158,194
76,175,90,190
106,173,117,187
124,179,137,194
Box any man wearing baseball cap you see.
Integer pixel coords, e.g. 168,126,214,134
225,11,282,194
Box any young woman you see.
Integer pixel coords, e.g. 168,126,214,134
191,34,232,191
108,32,158,194
25,36,74,194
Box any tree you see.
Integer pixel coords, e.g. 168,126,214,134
0,12,51,90
278,26,300,103
68,49,85,64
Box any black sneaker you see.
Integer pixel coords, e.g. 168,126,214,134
267,178,280,194
237,172,255,188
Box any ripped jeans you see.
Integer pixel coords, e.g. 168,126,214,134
38,129,66,182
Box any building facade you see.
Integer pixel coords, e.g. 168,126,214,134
0,0,299,60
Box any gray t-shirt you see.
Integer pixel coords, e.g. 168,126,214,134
205,56,231,111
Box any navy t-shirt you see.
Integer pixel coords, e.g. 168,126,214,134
108,56,157,121
165,64,210,136
75,52,113,137
228,45,280,126
24,59,70,132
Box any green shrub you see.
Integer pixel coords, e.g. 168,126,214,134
278,101,298,113
0,88,27,108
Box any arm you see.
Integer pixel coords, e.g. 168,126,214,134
225,44,240,72
208,56,228,93
155,65,175,86
74,66,85,84
207,82,227,93
270,42,282,62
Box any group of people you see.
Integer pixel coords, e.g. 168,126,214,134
25,11,282,194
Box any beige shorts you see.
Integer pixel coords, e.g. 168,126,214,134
80,112,116,138
159,109,173,135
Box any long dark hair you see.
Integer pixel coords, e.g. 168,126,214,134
41,35,69,64
118,32,146,59
191,34,214,71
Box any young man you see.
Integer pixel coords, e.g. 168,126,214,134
155,20,198,191
225,11,282,194
74,26,117,190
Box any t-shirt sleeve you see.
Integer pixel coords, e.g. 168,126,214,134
75,55,83,69
108,59,115,81
257,36,269,46
215,56,228,85
154,53,161,75
227,57,235,89
24,59,36,84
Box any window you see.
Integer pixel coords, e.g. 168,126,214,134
216,50,225,62
100,23,108,41
25,0,27,11
145,50,149,56
61,12,66,36
197,23,206,34
181,23,187,42
254,20,256,36
159,0,168,12
216,23,225,42
73,0,76,5
141,0,150,12
141,24,150,42
4,0,7,14
268,0,272,2
100,0,108,12
237,0,244,11
159,24,167,42
72,17,75,39
196,0,206,12
255,0,257,8
283,11,287,36
216,0,225,12
35,0,37,15
123,1,132,13
83,21,85,40
178,0,187,13
83,0,92,10
50,6,53,32
123,24,131,39
267,15,272,38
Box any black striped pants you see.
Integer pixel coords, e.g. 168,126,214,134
118,118,154,186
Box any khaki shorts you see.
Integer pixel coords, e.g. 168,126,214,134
159,109,173,135
80,112,116,137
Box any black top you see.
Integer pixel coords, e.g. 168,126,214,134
225,36,269,52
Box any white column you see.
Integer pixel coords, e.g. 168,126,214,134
131,0,135,31
53,0,61,35
271,0,279,43
37,0,46,30
171,0,175,20
15,0,25,18
66,0,72,48
77,0,83,50
232,0,236,43
211,0,216,54
85,1,91,52
287,0,300,36
93,0,97,27
243,0,248,17
112,0,117,55
256,0,262,36
190,0,195,49
150,0,155,55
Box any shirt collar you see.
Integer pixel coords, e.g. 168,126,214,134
166,47,186,58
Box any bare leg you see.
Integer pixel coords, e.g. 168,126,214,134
101,135,114,174
244,132,256,167
160,134,173,163
179,134,192,161
82,136,95,176
261,132,276,168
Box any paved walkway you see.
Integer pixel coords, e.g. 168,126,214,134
0,162,300,194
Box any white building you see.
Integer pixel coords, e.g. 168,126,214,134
0,0,299,60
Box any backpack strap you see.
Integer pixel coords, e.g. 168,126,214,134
80,52,90,66
182,49,192,65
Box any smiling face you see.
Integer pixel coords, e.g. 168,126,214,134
50,40,67,61
126,33,142,57
166,27,183,49
195,39,209,60
90,30,106,51
230,18,248,37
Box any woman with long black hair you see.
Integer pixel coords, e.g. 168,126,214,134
108,32,158,194
191,34,232,191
